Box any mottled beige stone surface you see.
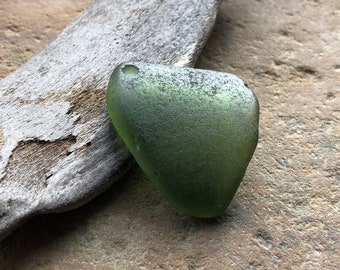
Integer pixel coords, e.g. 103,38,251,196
0,0,339,269
0,0,91,79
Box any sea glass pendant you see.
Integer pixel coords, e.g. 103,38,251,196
107,62,259,218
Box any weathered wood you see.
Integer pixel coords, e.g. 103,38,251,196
0,0,219,239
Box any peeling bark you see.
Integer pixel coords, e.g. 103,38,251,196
0,0,219,239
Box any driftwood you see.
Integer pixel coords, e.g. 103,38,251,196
0,0,219,239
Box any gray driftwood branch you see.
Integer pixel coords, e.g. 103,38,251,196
0,0,219,239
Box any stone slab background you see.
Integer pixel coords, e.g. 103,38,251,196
0,0,339,269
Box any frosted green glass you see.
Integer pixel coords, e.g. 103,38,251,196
107,62,259,218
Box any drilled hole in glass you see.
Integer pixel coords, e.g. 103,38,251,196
122,64,139,76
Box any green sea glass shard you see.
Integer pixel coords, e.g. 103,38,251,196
107,62,259,218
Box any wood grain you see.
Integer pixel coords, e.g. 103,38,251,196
0,0,219,239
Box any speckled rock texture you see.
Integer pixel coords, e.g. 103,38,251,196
0,0,339,269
